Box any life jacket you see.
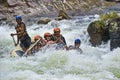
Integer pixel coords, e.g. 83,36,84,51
15,22,27,39
56,43,64,50
51,34,66,45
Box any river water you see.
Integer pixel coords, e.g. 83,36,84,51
0,15,120,80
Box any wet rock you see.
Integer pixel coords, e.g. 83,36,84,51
87,21,104,46
108,17,120,50
109,18,120,39
37,18,52,24
110,39,120,50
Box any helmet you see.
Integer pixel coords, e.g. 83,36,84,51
54,27,60,33
44,32,51,38
75,39,81,43
34,35,41,41
16,15,22,20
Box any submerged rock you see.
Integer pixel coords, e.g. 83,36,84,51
37,18,52,24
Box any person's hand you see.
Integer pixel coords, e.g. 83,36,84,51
15,43,18,46
10,33,14,36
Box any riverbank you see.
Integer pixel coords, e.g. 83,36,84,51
0,0,119,26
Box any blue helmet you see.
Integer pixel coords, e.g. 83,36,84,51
16,15,22,20
75,39,81,43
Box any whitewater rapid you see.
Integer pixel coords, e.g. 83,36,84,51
0,15,120,80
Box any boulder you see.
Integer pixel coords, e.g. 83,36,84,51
37,18,52,24
0,15,7,21
7,0,25,7
7,0,18,7
56,10,71,20
26,0,38,8
110,39,120,50
109,18,120,39
108,17,120,50
87,21,104,46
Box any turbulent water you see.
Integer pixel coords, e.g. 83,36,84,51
0,15,120,80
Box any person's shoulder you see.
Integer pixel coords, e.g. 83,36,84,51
69,45,73,47
21,22,25,26
60,34,65,38
68,45,74,49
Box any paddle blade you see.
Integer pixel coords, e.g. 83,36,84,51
16,50,25,57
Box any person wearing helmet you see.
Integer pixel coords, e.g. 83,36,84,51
51,27,66,45
34,35,46,47
44,32,55,45
10,15,31,52
68,39,83,53
44,32,52,42
32,35,46,52
51,27,67,49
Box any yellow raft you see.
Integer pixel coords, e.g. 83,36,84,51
10,45,25,57
10,39,41,57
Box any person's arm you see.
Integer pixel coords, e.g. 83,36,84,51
78,48,83,54
11,23,26,36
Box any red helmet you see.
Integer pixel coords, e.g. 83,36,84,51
44,32,51,38
34,35,41,41
54,27,60,33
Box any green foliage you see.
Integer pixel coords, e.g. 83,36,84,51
95,20,105,28
100,12,119,22
92,20,105,30
94,12,120,29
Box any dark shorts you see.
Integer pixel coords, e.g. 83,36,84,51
20,34,31,49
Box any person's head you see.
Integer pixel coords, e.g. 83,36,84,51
44,32,51,41
34,35,42,42
74,39,81,48
53,27,61,37
16,15,22,24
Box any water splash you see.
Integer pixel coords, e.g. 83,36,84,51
0,15,120,80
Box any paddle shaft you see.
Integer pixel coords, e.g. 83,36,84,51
12,36,17,46
23,38,41,57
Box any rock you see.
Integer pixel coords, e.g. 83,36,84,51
87,21,104,46
56,10,71,20
37,18,52,24
108,17,120,50
7,0,25,7
105,0,120,2
109,18,120,39
26,0,38,8
0,15,7,21
102,26,110,42
110,39,120,50
7,0,18,7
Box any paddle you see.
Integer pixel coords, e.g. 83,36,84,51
22,38,41,57
11,36,17,46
